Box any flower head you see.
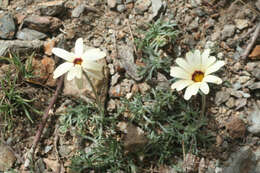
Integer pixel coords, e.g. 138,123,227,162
170,49,225,100
52,38,106,81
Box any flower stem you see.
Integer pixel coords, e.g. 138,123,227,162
83,71,104,117
201,94,206,117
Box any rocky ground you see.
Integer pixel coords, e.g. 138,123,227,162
0,0,260,172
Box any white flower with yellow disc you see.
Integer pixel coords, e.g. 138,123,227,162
170,49,225,100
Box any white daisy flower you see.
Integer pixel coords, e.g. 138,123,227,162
170,49,225,100
52,38,106,81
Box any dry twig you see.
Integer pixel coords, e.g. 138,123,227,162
24,76,64,168
126,19,137,54
241,23,260,60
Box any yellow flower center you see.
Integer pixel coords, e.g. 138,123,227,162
73,58,83,65
192,71,204,82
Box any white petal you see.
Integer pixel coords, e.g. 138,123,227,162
84,69,103,80
203,75,222,84
75,38,84,55
170,66,190,79
186,51,194,66
205,61,225,75
184,83,200,100
200,82,209,94
74,65,82,79
67,66,78,80
201,49,210,67
205,56,216,68
171,80,194,91
82,60,103,71
82,48,106,61
193,49,201,67
53,62,73,79
52,48,74,62
175,58,193,73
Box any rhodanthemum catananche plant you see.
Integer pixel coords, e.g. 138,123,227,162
52,38,106,115
52,38,106,81
170,49,225,100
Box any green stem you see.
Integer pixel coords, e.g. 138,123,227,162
83,71,104,117
201,94,206,117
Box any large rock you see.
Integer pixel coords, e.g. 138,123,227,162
0,13,16,39
37,0,65,16
223,146,257,173
16,28,47,41
118,45,142,81
150,0,164,20
221,25,236,40
215,90,230,106
225,116,246,139
71,5,85,18
248,105,260,135
24,15,62,33
0,40,44,56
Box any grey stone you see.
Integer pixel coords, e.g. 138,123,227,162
238,76,250,84
111,72,120,86
0,40,44,56
58,145,72,158
0,13,16,39
188,17,199,30
249,82,260,90
0,144,16,172
108,63,115,75
117,4,126,12
235,19,249,30
37,0,65,16
229,89,250,98
117,122,147,152
135,0,151,15
150,0,164,19
35,158,45,173
252,68,260,80
235,98,247,110
93,37,104,47
205,18,215,29
253,147,260,173
190,0,201,7
107,0,117,8
245,62,259,72
248,105,260,135
204,41,215,49
233,82,242,90
193,8,206,17
215,91,231,106
226,97,235,108
211,28,221,41
156,72,170,90
16,28,47,41
118,45,143,81
72,5,85,18
255,0,260,11
223,146,256,173
221,25,236,40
